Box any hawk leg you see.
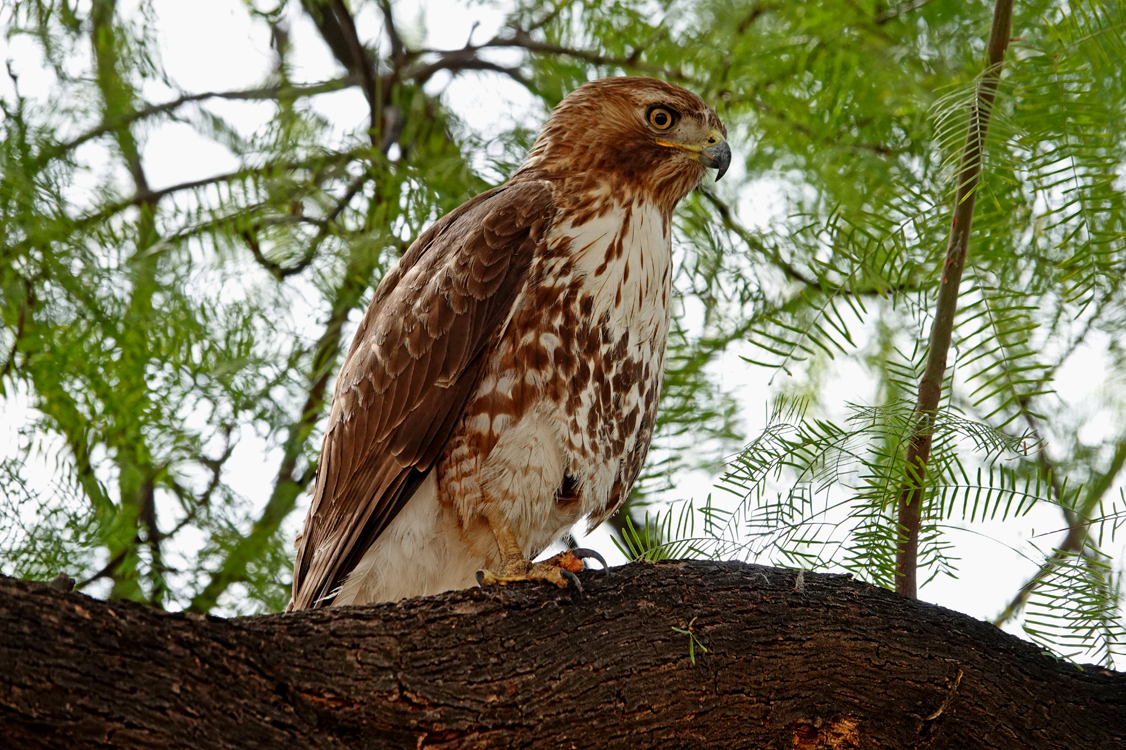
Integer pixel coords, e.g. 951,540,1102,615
476,516,606,592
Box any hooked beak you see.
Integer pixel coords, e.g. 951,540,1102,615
700,140,732,181
656,127,733,181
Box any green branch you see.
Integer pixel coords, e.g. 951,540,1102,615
42,77,358,166
90,0,164,603
894,0,1014,598
995,439,1126,626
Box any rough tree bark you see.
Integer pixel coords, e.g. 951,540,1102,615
2,560,1124,749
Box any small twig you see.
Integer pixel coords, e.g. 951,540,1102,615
749,98,903,156
737,2,770,34
163,429,236,540
410,31,688,86
405,50,532,87
244,169,372,280
491,31,691,81
75,544,134,591
875,0,939,25
521,4,566,35
994,439,1126,626
174,464,229,533
923,669,964,720
5,59,18,91
701,190,921,297
44,78,358,165
30,149,364,250
138,477,171,608
378,0,404,61
1018,399,1071,524
700,191,817,287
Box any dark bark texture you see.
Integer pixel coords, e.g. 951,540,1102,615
2,560,1124,749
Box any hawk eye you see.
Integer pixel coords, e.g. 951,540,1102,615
647,106,676,131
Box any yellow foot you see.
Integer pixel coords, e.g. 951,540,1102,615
476,548,608,592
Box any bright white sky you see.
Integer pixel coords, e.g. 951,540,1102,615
1,0,1121,660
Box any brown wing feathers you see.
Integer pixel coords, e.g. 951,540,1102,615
289,180,555,610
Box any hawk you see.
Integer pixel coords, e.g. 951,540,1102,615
289,77,730,610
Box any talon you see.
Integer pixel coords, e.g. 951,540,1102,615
560,569,583,592
571,547,608,572
476,517,606,594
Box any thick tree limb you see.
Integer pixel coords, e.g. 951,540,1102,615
3,561,1123,749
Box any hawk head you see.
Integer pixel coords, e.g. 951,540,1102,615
517,77,731,214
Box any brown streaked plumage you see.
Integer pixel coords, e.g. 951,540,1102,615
289,77,730,610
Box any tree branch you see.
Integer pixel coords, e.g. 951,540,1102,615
408,30,688,86
186,216,385,612
875,0,940,25
378,0,404,62
700,190,925,300
0,276,33,385
490,30,690,81
90,0,166,603
700,190,820,287
995,436,1126,626
73,543,134,592
29,149,367,251
164,430,235,541
406,52,532,87
4,561,1124,749
300,0,381,147
894,0,1013,598
44,77,358,166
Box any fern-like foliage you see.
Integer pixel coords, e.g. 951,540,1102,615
1022,549,1126,667
622,399,1044,568
619,0,1126,666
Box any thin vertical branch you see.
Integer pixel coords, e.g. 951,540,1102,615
894,0,1014,598
90,0,164,603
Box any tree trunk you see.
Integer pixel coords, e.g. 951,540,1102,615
2,560,1123,749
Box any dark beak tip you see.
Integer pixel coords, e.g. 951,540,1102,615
702,141,733,181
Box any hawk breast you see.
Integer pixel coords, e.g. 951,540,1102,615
436,194,673,553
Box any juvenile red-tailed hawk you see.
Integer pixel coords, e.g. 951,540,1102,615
289,77,730,610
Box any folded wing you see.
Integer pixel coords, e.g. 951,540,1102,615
289,180,556,610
